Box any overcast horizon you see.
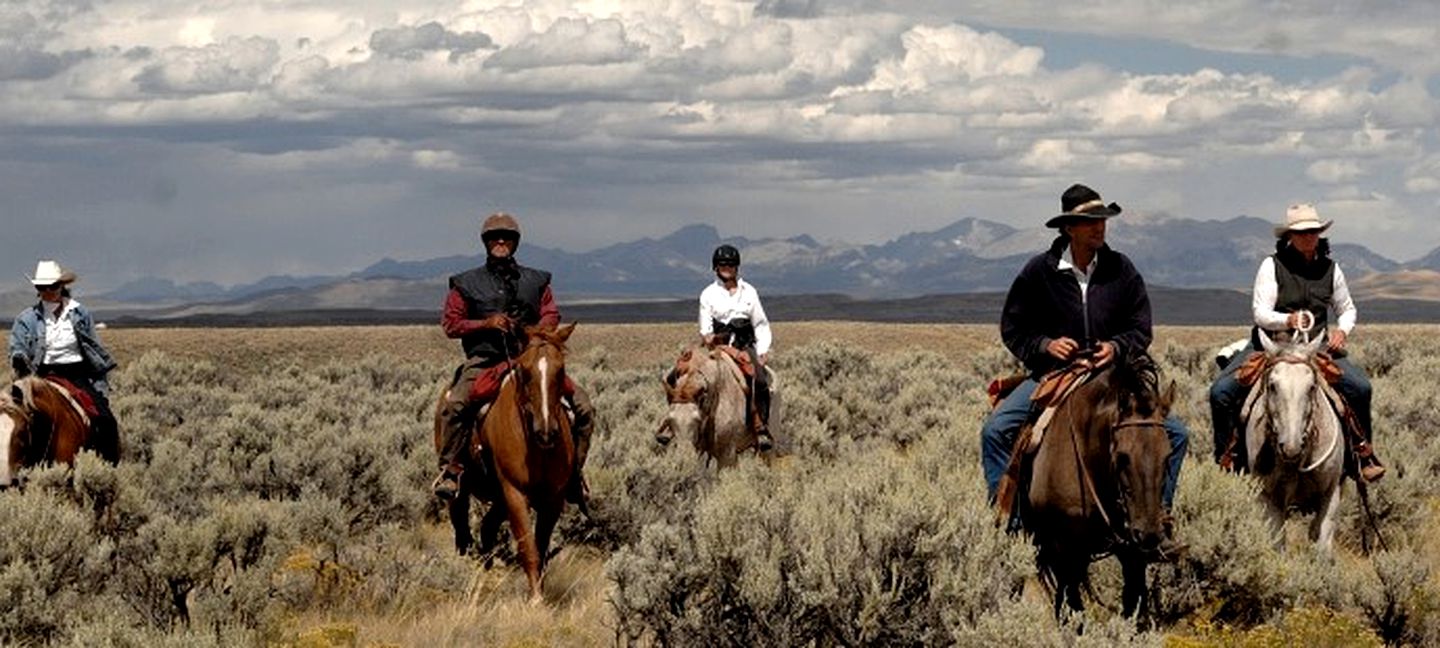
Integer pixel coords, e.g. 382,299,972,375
5,1,1439,290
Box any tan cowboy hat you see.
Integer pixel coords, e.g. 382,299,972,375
1274,203,1332,238
26,260,77,286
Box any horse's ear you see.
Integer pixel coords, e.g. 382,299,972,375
555,321,577,343
1304,329,1326,355
1257,328,1278,354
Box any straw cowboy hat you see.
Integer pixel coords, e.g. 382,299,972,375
26,260,77,286
1274,203,1333,238
1045,184,1124,228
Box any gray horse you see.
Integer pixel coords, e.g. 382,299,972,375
1246,329,1345,553
657,345,772,468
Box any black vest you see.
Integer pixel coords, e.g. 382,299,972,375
449,264,551,365
1251,250,1334,345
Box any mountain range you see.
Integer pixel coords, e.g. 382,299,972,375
4,216,1437,319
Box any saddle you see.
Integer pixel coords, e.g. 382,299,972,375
993,363,1100,525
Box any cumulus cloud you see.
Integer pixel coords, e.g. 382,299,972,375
1307,159,1365,184
484,17,647,70
369,22,493,62
133,36,280,95
1,0,1439,283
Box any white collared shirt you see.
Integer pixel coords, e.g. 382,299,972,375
699,278,772,355
41,298,84,365
1056,247,1098,306
1252,256,1357,334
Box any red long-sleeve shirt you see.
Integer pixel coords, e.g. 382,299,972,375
441,285,560,338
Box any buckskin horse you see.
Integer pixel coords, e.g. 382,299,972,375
1,376,114,488
1025,352,1175,618
656,343,760,468
1245,329,1345,553
434,323,578,604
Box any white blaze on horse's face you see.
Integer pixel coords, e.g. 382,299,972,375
1268,359,1316,460
538,356,550,432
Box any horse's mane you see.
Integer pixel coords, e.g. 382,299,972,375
1109,352,1163,419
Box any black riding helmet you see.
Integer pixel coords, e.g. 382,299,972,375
712,244,741,268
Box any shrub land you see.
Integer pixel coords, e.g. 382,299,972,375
1,323,1436,646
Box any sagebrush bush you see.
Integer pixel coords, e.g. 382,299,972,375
2,325,1436,645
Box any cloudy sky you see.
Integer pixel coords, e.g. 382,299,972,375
4,0,1439,289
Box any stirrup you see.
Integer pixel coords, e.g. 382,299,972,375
1360,463,1386,482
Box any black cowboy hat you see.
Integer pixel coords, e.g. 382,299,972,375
1045,184,1123,228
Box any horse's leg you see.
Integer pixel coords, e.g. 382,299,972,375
478,500,507,568
1310,482,1343,554
498,481,542,604
448,488,473,556
1120,552,1149,619
533,498,562,574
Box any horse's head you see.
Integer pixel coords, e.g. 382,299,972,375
1,380,39,489
1108,353,1174,554
514,322,576,449
657,347,710,446
1257,329,1326,462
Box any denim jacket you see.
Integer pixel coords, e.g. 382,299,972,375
8,299,117,394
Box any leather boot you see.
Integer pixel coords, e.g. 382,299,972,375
1355,442,1386,482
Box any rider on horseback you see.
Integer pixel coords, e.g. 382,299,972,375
7,260,120,462
1209,203,1385,481
980,184,1189,553
697,244,774,451
432,213,597,504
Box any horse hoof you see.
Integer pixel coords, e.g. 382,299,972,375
528,592,544,606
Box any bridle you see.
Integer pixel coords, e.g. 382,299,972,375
502,329,565,449
1070,406,1167,554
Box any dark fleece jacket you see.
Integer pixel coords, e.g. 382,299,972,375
1001,235,1153,376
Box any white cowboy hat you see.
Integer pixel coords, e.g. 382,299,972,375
1274,203,1333,238
27,259,77,286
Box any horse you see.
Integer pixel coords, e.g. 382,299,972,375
1,377,110,488
1245,329,1344,553
656,344,760,468
434,323,578,604
1025,352,1176,618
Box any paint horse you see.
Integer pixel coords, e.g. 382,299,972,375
1,377,115,487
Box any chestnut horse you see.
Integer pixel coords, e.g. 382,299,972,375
1,377,111,488
434,323,577,604
1025,353,1175,618
656,344,758,468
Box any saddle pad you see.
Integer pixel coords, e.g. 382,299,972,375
44,377,99,419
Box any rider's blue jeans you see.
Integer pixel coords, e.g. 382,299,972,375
981,377,1189,509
